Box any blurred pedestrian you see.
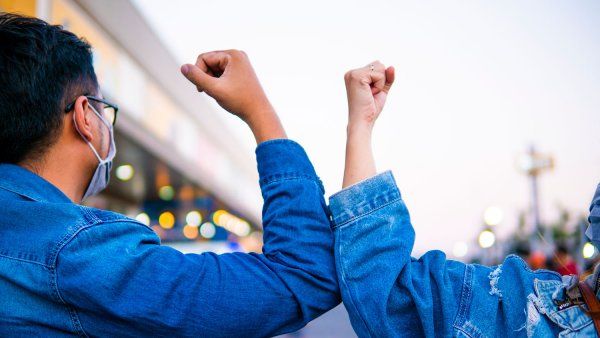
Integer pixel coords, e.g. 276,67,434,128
552,243,579,276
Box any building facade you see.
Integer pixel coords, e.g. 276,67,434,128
0,0,263,253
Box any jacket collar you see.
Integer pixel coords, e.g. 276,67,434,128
0,164,72,203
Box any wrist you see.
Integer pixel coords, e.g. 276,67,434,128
246,105,287,144
347,121,374,136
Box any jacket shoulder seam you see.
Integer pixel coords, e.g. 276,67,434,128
51,218,151,337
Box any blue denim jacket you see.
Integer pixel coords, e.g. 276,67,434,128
329,171,597,338
0,140,340,337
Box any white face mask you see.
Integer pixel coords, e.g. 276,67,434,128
585,184,600,247
73,104,117,201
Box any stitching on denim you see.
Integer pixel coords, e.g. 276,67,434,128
48,214,92,269
52,219,152,337
47,208,95,337
52,219,156,266
454,264,474,330
49,265,88,337
332,196,402,229
259,173,319,187
331,188,401,227
0,184,42,202
533,278,591,331
455,320,486,338
328,171,395,200
79,206,101,224
336,229,376,338
0,252,50,267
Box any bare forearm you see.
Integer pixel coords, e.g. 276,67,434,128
341,61,394,189
343,123,376,188
246,105,287,144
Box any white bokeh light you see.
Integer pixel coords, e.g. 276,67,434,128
478,230,496,249
452,242,469,258
483,207,504,226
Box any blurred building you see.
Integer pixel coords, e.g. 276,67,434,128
0,0,264,253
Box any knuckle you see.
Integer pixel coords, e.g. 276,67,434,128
349,70,363,81
228,49,243,57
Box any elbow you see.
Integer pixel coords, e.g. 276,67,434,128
269,250,341,321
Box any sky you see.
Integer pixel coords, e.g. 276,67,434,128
132,0,600,256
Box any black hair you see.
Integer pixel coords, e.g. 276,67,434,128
0,12,98,164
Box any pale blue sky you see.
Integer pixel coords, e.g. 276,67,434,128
133,0,600,256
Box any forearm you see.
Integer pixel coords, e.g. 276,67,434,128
246,106,287,144
256,140,340,325
332,172,411,336
342,61,394,189
343,122,376,188
331,172,467,337
58,140,339,337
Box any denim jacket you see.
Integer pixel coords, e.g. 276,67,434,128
329,171,597,338
0,140,340,337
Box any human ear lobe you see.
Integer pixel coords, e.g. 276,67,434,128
72,96,94,142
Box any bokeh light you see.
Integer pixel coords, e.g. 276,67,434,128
478,230,496,248
158,211,175,229
200,222,216,239
583,242,596,259
115,164,135,181
483,207,503,226
135,212,150,226
452,242,468,258
212,210,251,237
185,211,202,226
158,185,175,201
183,224,199,239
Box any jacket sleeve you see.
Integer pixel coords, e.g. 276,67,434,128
55,140,340,338
328,171,466,337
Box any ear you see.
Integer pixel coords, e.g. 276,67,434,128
72,96,94,142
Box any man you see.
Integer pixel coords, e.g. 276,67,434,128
0,13,339,336
330,60,600,337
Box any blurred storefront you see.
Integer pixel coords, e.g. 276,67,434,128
0,0,264,253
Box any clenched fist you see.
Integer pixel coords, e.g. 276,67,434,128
181,50,285,143
344,61,395,127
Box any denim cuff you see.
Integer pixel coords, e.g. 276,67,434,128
328,171,401,228
256,139,320,187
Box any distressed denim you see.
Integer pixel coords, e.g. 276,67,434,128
329,171,596,338
0,139,340,337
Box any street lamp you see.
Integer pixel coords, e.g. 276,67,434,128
518,145,554,251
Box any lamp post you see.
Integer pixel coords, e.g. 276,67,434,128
518,145,554,252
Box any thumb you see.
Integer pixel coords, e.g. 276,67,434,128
181,64,217,93
383,66,395,93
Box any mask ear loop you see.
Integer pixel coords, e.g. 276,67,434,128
72,104,114,163
89,104,116,163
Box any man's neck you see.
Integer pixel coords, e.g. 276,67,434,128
20,146,90,204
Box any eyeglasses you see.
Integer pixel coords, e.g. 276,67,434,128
65,95,119,126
